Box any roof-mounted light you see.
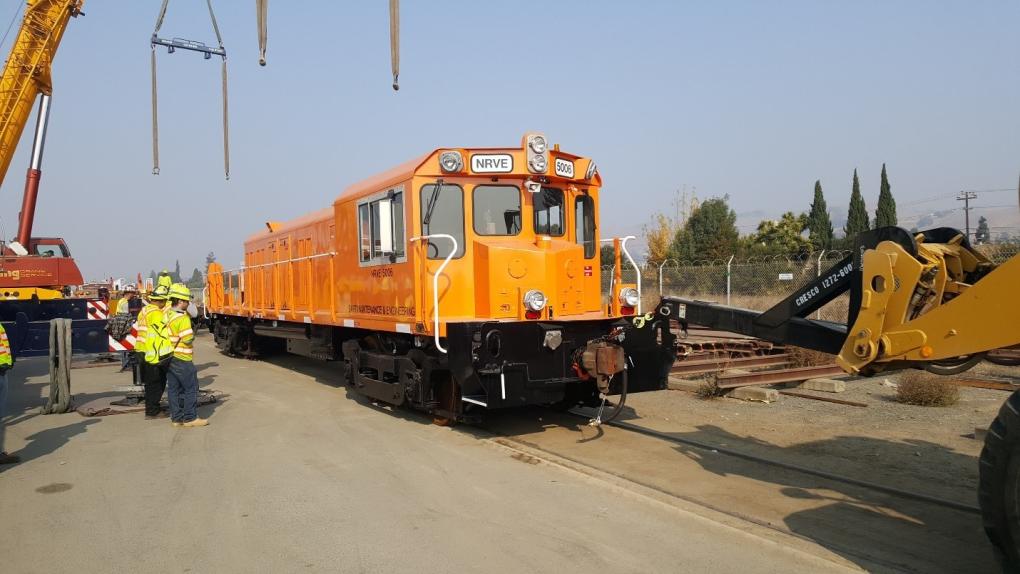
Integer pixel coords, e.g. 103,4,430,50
439,151,464,173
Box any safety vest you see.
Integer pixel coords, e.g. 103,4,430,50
134,304,156,353
0,323,11,367
165,308,194,362
143,305,172,365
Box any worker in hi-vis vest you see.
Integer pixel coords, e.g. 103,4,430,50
137,284,171,419
165,283,207,428
0,323,16,465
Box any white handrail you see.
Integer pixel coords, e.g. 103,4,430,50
202,287,209,319
409,234,457,354
211,251,338,275
600,235,641,314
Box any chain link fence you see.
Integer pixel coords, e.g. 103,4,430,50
602,243,1020,322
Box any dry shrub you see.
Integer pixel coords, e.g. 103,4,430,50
895,371,960,407
695,376,722,400
785,346,836,368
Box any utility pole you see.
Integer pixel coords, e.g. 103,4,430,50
957,191,977,240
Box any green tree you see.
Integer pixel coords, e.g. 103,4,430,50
599,244,616,267
976,216,991,244
844,169,870,240
745,212,812,257
806,180,834,250
186,268,204,287
668,196,740,261
874,163,897,227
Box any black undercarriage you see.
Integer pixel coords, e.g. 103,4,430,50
209,313,674,422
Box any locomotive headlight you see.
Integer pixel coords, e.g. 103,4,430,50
528,154,547,173
439,151,464,173
619,287,640,307
529,135,547,154
523,289,547,312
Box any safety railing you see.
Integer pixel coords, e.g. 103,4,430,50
208,252,337,319
601,235,641,314
409,234,457,354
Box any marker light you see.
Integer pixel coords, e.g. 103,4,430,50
523,289,547,312
439,151,464,173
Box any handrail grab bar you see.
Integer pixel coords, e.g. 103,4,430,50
409,234,457,354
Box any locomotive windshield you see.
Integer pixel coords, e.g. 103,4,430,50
473,185,521,236
420,183,465,259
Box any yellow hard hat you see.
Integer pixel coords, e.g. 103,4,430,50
149,284,170,301
169,283,191,302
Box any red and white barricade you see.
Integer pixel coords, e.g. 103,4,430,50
87,299,109,320
108,323,139,352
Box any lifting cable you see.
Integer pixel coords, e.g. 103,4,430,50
389,0,399,91
256,0,268,66
150,0,231,180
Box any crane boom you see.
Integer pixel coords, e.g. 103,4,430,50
0,0,81,190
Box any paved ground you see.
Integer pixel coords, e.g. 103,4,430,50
0,335,854,574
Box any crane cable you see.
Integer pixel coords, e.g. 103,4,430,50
390,0,398,90
256,0,267,66
150,0,231,180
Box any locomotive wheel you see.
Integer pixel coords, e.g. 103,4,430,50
431,373,459,427
923,353,985,375
979,390,1020,573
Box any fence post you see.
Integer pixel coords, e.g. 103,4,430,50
816,250,825,319
657,258,676,297
726,254,734,306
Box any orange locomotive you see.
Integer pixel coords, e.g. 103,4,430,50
206,133,674,422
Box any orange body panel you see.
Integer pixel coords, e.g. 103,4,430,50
207,135,635,337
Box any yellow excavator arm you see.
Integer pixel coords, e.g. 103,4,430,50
0,0,82,189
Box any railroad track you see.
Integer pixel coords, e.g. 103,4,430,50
552,409,981,515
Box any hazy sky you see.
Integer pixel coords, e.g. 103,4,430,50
0,1,1017,280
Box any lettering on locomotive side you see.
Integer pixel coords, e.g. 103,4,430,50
471,154,513,173
370,267,394,278
347,304,416,317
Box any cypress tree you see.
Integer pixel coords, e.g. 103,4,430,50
844,169,870,239
874,163,897,227
806,180,834,250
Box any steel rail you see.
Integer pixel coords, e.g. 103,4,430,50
670,354,790,375
715,364,846,389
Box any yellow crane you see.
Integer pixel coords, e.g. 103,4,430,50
0,0,80,191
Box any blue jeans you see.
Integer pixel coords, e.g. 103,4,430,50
0,371,8,452
166,359,199,423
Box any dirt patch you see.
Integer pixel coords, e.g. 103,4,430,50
35,483,73,494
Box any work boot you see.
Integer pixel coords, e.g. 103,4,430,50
181,418,209,428
145,412,169,420
0,452,20,465
171,420,183,428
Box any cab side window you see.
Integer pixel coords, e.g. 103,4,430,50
420,184,465,259
358,189,406,264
